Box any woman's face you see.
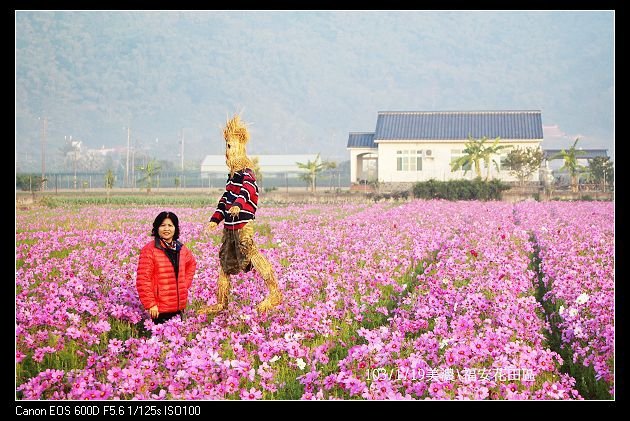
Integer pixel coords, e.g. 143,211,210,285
158,218,175,243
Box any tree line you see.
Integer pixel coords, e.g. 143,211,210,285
450,136,613,192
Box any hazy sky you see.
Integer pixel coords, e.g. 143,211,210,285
16,10,614,167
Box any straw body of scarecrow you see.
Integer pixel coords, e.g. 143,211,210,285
199,115,284,314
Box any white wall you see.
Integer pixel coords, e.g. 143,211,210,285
376,140,541,183
348,148,377,183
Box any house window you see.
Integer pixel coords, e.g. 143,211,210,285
396,150,423,171
500,154,511,171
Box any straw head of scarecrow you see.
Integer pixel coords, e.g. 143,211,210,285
223,114,252,173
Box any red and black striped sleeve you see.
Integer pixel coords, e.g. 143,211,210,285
210,192,228,224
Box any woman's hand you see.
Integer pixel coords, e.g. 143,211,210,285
149,305,159,319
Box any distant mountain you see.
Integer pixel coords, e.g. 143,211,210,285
16,11,614,172
16,12,363,171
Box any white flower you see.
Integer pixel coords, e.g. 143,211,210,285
284,332,303,342
269,355,280,363
296,358,306,370
574,326,583,337
402,284,408,290
576,293,590,305
439,339,449,349
558,305,565,316
569,308,578,317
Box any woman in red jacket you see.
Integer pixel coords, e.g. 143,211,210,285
136,211,197,324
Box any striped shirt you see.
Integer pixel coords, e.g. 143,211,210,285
210,168,259,230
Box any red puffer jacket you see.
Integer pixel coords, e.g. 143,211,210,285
136,239,197,314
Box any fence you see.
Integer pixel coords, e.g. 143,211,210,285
17,171,350,192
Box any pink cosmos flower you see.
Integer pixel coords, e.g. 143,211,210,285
240,387,262,400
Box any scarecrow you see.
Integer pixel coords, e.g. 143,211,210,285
198,114,284,314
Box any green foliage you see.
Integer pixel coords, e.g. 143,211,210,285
412,178,510,200
38,195,211,207
15,317,147,392
504,146,544,185
296,154,337,192
104,168,115,189
251,156,263,188
551,138,587,192
16,174,45,191
136,158,162,193
450,135,510,179
367,191,409,202
587,156,614,189
254,222,272,237
530,236,612,399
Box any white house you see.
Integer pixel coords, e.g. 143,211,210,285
347,110,544,185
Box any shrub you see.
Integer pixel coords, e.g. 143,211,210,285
16,174,45,192
412,178,510,201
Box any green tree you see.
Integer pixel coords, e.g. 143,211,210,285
588,156,614,191
480,137,511,180
322,160,338,191
137,158,162,194
296,154,331,192
551,138,586,192
451,135,508,179
504,146,544,186
104,168,115,202
16,174,44,192
251,156,263,190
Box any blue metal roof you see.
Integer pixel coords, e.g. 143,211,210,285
373,111,543,141
543,149,608,160
347,132,376,148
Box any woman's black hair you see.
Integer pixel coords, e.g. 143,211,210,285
151,211,180,240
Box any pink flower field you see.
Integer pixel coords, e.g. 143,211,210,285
15,200,614,400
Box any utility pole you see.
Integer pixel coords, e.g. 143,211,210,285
40,117,47,190
73,139,78,190
131,136,137,189
125,126,130,187
181,128,185,188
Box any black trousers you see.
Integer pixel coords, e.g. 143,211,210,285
152,311,182,324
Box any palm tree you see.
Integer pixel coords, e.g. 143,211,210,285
296,154,324,192
451,135,507,179
551,138,586,192
322,160,337,191
104,168,115,202
137,159,162,193
480,137,510,180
